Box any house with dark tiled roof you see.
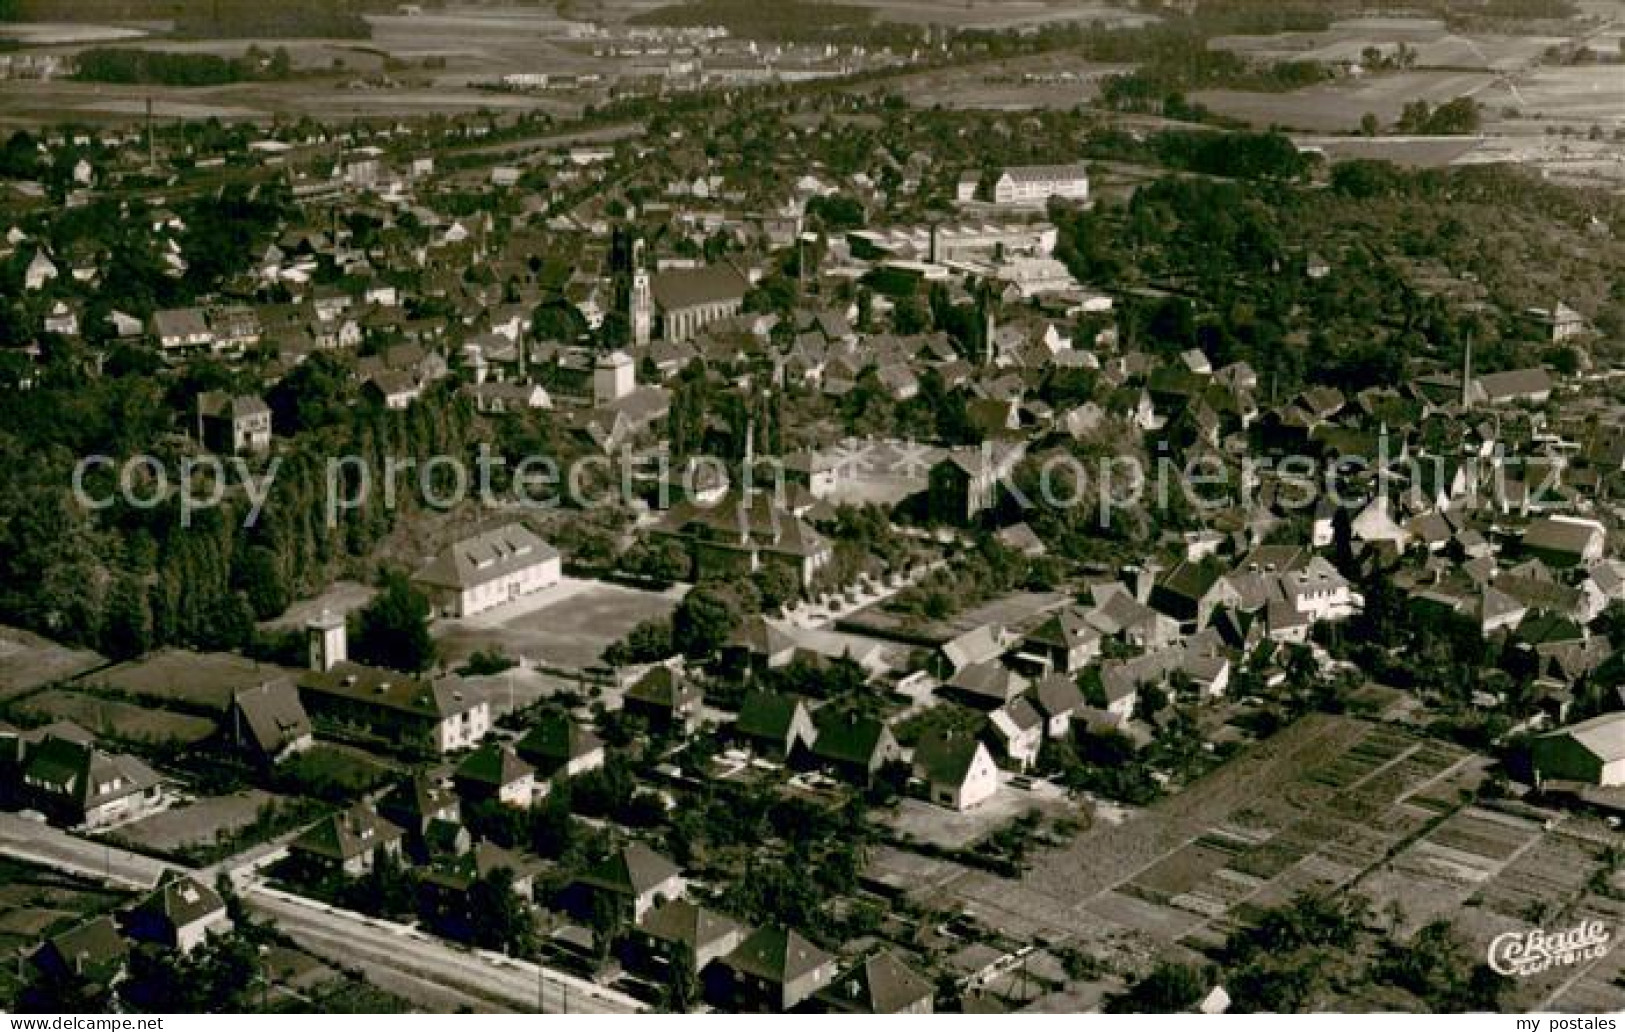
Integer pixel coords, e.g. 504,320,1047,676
376,774,462,858
453,743,538,809
912,729,999,811
712,925,838,1012
1031,673,1086,738
570,843,684,925
813,949,934,1014
227,679,312,765
515,711,605,779
412,522,561,618
1021,608,1101,674
1532,712,1625,788
987,697,1044,770
1522,516,1606,569
124,872,230,954
288,802,404,876
32,916,127,988
944,661,1029,710
418,840,540,916
734,690,816,759
623,665,704,735
197,392,272,454
805,708,901,782
630,898,748,980
17,723,165,829
723,617,799,675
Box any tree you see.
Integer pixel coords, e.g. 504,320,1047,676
664,941,698,1013
672,587,740,659
101,571,152,660
1110,961,1208,1013
1360,112,1381,137
352,572,436,673
469,867,536,958
233,544,289,621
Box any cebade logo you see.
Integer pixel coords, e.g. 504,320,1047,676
1488,920,1612,978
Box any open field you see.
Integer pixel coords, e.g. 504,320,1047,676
886,777,1067,851
592,0,1152,30
14,688,216,747
1195,70,1498,133
844,0,1152,30
876,53,1132,110
1478,64,1625,127
0,77,574,129
113,789,280,854
436,577,682,672
77,649,294,713
0,627,104,703
1212,19,1566,72
912,713,1625,1009
915,718,1479,946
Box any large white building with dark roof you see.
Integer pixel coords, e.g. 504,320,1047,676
993,163,1089,206
412,522,561,618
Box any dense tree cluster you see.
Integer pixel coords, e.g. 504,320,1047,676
74,46,294,87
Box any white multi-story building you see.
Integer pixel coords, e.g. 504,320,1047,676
994,163,1090,206
412,523,562,619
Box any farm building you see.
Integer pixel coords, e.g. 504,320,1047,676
1532,712,1625,788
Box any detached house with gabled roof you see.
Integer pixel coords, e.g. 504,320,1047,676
412,522,562,619
631,898,748,980
197,392,272,455
151,307,214,351
516,711,605,779
376,774,462,859
713,925,839,1012
734,690,817,759
1531,712,1625,788
623,665,704,735
227,679,312,765
32,916,127,989
18,722,165,829
124,872,230,954
806,708,901,782
454,743,538,808
288,802,405,877
813,949,934,1014
987,697,1044,770
570,843,685,925
912,728,999,811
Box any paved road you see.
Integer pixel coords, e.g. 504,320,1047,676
0,813,173,889
245,884,640,1014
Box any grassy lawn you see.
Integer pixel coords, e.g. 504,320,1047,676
14,688,216,747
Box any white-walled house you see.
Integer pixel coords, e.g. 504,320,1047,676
413,523,562,618
913,731,999,810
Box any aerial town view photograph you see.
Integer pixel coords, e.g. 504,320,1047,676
0,0,1621,1020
